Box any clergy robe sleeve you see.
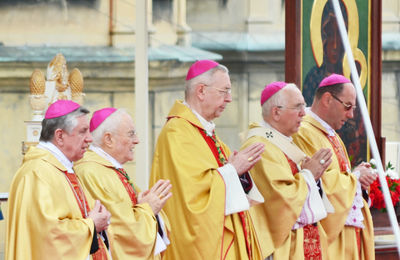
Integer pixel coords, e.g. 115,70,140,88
242,135,309,257
75,161,159,259
6,166,95,260
150,118,231,258
217,163,250,215
293,124,358,243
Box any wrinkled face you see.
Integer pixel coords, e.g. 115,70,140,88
277,87,306,136
111,114,139,164
63,115,92,162
202,70,232,121
326,83,356,130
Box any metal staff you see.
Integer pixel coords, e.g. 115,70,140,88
331,0,400,254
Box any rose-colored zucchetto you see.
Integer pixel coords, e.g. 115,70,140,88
185,60,219,81
44,100,81,119
89,107,117,132
260,81,287,105
319,73,351,88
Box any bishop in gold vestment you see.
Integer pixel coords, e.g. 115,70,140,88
243,82,332,260
293,74,376,259
76,150,170,259
6,100,111,260
150,60,265,260
75,107,171,259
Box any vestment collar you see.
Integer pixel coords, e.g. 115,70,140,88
260,120,293,142
183,101,216,136
90,145,123,169
37,141,74,173
307,108,336,136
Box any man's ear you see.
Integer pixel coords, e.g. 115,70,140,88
53,129,64,146
103,132,113,148
320,92,332,108
271,106,281,121
196,83,207,101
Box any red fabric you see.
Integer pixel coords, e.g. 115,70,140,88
64,172,108,260
64,172,91,217
303,224,322,260
284,155,299,175
112,167,138,205
355,227,361,259
283,156,322,259
326,135,350,172
197,128,252,259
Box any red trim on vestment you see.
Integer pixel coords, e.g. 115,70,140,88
110,167,138,205
326,134,350,172
355,227,362,259
283,156,322,259
63,172,108,260
303,224,322,260
197,128,252,260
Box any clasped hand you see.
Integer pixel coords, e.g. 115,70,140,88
302,148,332,180
88,200,111,232
138,179,172,215
228,143,265,175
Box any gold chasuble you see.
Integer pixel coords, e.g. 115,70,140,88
6,146,111,260
292,114,374,260
75,150,166,259
150,100,262,260
242,123,327,260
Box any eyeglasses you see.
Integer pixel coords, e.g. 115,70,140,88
205,84,232,96
331,94,357,111
127,130,137,139
277,103,306,112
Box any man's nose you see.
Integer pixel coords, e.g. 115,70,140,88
225,93,232,102
86,132,93,143
346,108,354,119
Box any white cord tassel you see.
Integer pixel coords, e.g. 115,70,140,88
331,0,400,254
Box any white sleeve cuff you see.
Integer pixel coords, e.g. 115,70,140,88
299,169,328,222
154,215,170,255
218,163,250,215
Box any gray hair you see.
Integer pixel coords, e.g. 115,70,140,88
40,106,90,142
184,64,229,99
262,83,299,117
91,109,130,146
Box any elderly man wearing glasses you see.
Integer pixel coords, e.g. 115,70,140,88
150,60,266,260
74,108,172,259
292,74,377,260
242,81,333,260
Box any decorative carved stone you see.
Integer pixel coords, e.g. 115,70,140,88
24,53,86,153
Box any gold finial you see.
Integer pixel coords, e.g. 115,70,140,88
29,69,46,95
69,68,84,94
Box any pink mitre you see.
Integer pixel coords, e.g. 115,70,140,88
45,100,80,119
260,81,287,105
186,60,219,80
90,107,117,132
319,73,351,88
